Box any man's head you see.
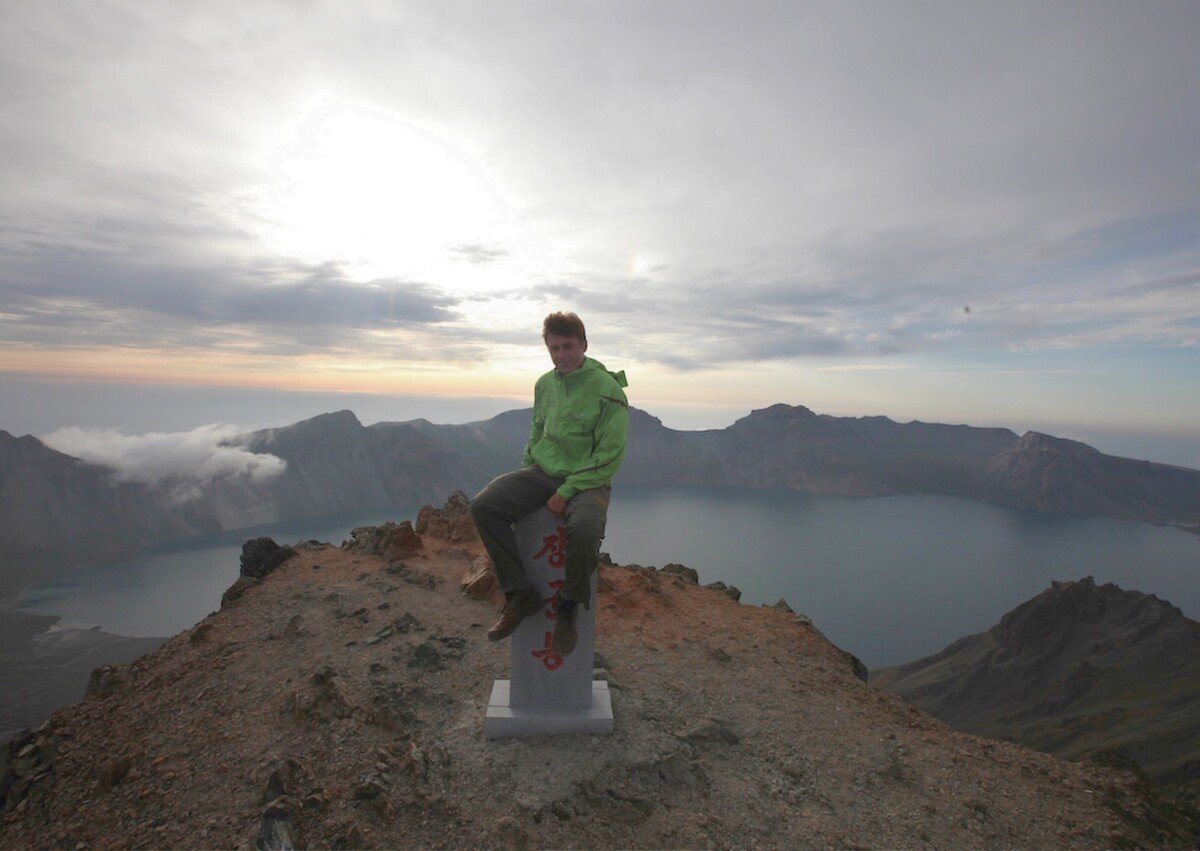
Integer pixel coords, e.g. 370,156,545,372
542,311,587,374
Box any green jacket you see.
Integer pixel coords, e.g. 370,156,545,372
522,356,630,500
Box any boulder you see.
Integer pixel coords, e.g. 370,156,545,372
461,559,500,603
703,581,742,602
240,538,299,580
661,563,699,584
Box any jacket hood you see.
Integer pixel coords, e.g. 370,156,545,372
562,356,627,388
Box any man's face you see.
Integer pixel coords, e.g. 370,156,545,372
545,333,587,374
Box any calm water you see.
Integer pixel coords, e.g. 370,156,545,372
15,507,419,638
17,488,1200,669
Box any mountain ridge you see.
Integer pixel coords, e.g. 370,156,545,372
3,404,1198,598
872,576,1200,786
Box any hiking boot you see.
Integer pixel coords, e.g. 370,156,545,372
487,588,543,641
552,599,578,654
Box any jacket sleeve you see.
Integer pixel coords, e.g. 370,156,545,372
557,390,629,500
521,383,544,468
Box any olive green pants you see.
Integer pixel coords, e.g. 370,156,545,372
469,466,610,607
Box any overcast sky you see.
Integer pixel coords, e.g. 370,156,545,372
2,1,1198,456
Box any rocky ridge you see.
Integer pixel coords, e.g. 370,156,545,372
873,577,1200,790
1,498,1195,849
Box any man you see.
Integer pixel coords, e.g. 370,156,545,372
470,311,629,654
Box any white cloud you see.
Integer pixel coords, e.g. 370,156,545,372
40,424,287,498
816,364,913,373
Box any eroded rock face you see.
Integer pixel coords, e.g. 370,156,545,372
343,522,423,560
415,491,479,543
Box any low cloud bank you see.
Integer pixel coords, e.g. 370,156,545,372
40,424,287,496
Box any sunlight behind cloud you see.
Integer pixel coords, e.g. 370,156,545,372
252,100,514,286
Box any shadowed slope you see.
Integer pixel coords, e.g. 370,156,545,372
873,577,1200,783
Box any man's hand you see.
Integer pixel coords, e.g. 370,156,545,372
546,493,568,516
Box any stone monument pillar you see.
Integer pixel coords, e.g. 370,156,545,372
484,508,614,738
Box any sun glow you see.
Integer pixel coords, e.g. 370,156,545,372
253,101,514,284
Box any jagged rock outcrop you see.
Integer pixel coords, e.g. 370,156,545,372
660,563,699,584
703,580,742,601
240,538,300,579
222,538,299,607
414,491,478,543
2,527,1194,848
873,577,1200,783
342,521,423,562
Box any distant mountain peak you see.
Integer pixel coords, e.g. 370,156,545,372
1013,431,1101,456
994,575,1181,642
731,403,818,429
251,410,364,445
874,577,1200,781
753,403,816,418
0,430,48,449
302,409,363,429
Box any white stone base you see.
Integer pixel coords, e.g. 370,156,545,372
485,679,614,739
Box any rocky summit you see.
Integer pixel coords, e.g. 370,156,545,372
873,577,1200,794
2,499,1196,849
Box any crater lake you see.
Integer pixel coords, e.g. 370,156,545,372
16,486,1200,669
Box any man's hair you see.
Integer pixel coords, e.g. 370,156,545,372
542,311,587,344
